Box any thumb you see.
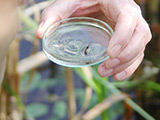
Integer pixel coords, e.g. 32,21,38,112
36,0,77,39
36,0,99,39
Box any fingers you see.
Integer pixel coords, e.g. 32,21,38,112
71,4,100,17
97,0,152,80
116,19,151,63
107,13,138,58
36,0,77,39
36,0,99,39
98,0,142,58
36,0,152,81
105,19,151,69
98,18,151,80
98,53,144,81
113,53,144,80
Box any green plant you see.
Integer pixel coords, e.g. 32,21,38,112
1,0,160,120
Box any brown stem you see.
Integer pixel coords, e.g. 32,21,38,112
65,67,76,120
74,86,92,120
124,99,133,120
82,93,127,120
28,0,40,22
0,89,7,120
17,51,48,75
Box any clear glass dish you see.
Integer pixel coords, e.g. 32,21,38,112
42,17,113,67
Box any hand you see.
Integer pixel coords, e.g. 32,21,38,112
36,0,152,81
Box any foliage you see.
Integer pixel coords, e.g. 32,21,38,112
26,103,48,119
53,101,67,119
1,0,160,120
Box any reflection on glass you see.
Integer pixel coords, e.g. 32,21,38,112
42,17,113,67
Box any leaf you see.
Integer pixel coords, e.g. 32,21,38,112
143,81,160,92
89,93,98,108
74,68,101,94
75,88,98,108
49,116,60,120
21,72,58,93
75,88,85,106
110,102,125,119
3,81,25,111
82,93,127,120
91,68,155,120
39,78,57,89
20,72,41,92
53,101,67,119
26,103,48,118
19,10,38,29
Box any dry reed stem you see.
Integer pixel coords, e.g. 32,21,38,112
0,39,23,120
23,69,36,101
124,96,133,120
17,51,48,75
4,39,21,120
6,39,20,95
74,86,92,120
81,67,93,80
0,90,7,120
0,85,1,96
82,93,127,120
19,0,42,100
10,96,22,120
24,1,52,16
65,67,77,120
73,67,94,120
28,0,40,22
17,1,50,75
0,86,1,119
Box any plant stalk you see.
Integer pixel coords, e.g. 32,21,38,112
65,67,76,120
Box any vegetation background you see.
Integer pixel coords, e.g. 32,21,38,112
0,0,160,120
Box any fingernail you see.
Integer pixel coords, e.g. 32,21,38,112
105,58,120,69
110,45,121,58
100,67,113,76
116,71,126,80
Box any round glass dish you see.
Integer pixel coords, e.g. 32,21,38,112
42,17,113,67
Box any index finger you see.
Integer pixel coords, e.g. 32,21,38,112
107,13,138,58
98,0,140,58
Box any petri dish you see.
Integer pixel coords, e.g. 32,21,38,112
42,17,113,67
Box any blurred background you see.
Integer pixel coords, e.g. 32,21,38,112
0,0,160,120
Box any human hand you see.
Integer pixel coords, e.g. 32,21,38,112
36,0,152,81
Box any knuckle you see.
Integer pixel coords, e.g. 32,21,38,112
134,4,141,13
118,51,131,63
120,4,141,16
146,28,152,41
137,21,152,43
120,8,133,16
142,23,152,43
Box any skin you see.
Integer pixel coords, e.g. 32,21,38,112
0,0,19,83
36,0,152,81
